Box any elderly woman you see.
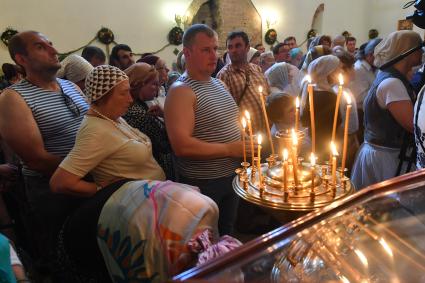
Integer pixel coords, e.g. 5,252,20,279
352,31,422,189
123,63,175,180
265,61,301,97
138,55,169,93
137,55,169,110
50,66,234,282
300,55,342,160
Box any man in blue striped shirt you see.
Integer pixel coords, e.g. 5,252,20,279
165,24,247,235
0,31,88,273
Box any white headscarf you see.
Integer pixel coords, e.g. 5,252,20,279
265,62,301,96
57,54,93,83
374,30,422,68
247,47,260,63
307,55,340,92
300,55,340,115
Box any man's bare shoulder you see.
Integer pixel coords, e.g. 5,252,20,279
165,80,196,113
167,80,195,98
0,88,28,110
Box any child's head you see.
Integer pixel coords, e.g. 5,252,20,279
267,93,296,125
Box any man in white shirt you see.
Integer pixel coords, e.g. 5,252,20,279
351,38,382,110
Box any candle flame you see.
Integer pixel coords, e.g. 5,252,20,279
354,249,368,268
331,142,338,156
338,73,344,85
258,86,263,94
291,129,298,145
339,275,350,283
241,117,247,128
283,148,288,161
305,75,312,84
343,91,352,105
295,97,300,108
244,110,251,120
310,153,316,166
379,238,393,258
257,134,262,145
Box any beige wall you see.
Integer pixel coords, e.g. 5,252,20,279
0,0,419,67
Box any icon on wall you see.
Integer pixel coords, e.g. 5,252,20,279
398,19,413,30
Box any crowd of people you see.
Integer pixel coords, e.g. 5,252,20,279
0,23,424,282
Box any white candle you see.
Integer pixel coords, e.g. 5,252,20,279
331,142,339,185
245,110,255,167
306,75,315,153
331,73,344,142
341,91,352,174
257,134,262,185
258,86,274,155
241,117,247,164
282,149,288,191
295,97,300,132
291,129,299,187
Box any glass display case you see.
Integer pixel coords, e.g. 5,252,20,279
173,169,425,282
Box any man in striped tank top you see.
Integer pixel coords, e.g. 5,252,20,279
0,31,88,271
165,24,247,235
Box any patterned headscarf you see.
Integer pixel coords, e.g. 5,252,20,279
84,65,128,103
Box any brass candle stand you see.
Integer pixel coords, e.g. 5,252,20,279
233,128,354,212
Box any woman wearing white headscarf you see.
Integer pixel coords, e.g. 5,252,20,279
300,55,342,160
352,30,423,190
247,47,261,65
265,63,303,151
265,62,301,97
57,54,93,91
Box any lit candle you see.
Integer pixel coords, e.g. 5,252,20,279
282,149,288,191
244,110,255,167
258,86,275,155
331,142,339,185
306,75,316,153
341,92,352,174
291,129,299,187
310,152,316,192
257,134,262,186
241,117,247,164
331,74,344,142
295,96,300,132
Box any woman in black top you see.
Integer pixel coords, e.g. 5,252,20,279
123,63,175,180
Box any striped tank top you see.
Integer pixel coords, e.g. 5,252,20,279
10,78,88,176
176,75,241,179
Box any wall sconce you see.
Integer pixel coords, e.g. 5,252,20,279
175,13,188,28
262,9,278,29
266,18,277,30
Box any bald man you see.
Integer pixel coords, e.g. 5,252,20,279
0,31,88,264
